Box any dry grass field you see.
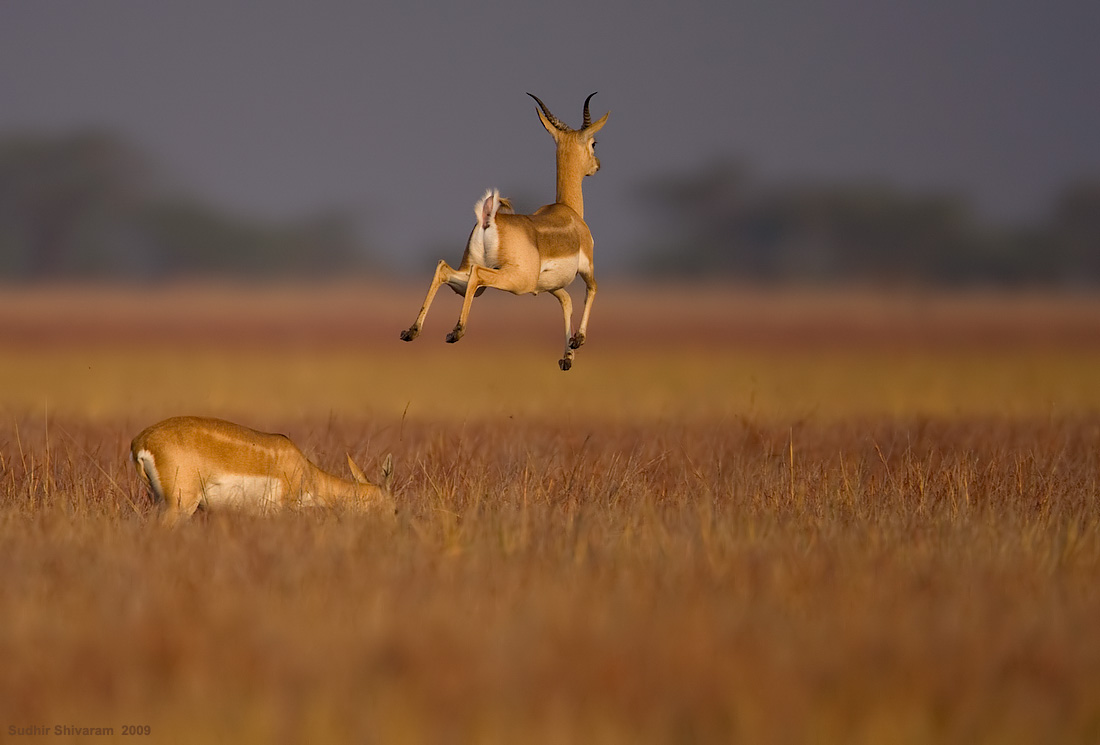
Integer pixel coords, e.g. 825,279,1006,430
2,283,1100,744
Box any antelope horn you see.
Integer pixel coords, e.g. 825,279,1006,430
582,92,598,129
527,92,570,132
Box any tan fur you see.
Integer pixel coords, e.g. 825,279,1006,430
400,93,610,371
130,416,394,526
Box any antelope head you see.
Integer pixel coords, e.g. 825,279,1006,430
347,452,396,512
528,92,609,179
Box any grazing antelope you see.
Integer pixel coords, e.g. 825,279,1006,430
400,92,610,371
130,416,394,526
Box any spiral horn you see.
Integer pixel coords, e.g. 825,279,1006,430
527,92,570,132
582,92,598,129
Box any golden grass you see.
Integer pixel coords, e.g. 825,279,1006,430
2,284,1100,743
3,282,1100,422
8,344,1100,422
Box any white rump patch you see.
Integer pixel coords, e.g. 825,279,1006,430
467,188,508,269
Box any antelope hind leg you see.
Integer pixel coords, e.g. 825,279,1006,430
446,265,518,344
402,260,463,341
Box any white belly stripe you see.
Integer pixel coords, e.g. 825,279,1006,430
536,257,579,291
202,475,285,512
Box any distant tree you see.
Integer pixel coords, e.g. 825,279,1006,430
0,130,375,280
0,131,146,278
634,160,1099,287
766,183,983,284
1048,180,1100,285
138,201,362,279
634,161,755,276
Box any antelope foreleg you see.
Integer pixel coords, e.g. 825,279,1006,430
551,288,576,371
570,275,597,350
402,260,461,342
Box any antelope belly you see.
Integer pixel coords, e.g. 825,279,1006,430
202,475,285,512
536,257,579,291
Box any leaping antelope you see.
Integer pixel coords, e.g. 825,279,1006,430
131,416,395,525
400,92,610,371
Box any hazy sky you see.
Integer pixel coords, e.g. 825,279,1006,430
2,1,1098,271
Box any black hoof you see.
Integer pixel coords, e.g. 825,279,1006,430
569,333,585,350
400,328,418,342
446,329,463,344
559,358,572,371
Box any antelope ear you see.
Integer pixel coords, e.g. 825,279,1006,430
534,106,562,140
528,92,568,139
381,453,394,493
583,110,609,137
347,454,369,485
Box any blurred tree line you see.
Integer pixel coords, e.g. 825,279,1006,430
3,131,1097,286
0,131,368,280
636,161,1100,287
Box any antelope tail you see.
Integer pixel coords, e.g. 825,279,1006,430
474,188,513,230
